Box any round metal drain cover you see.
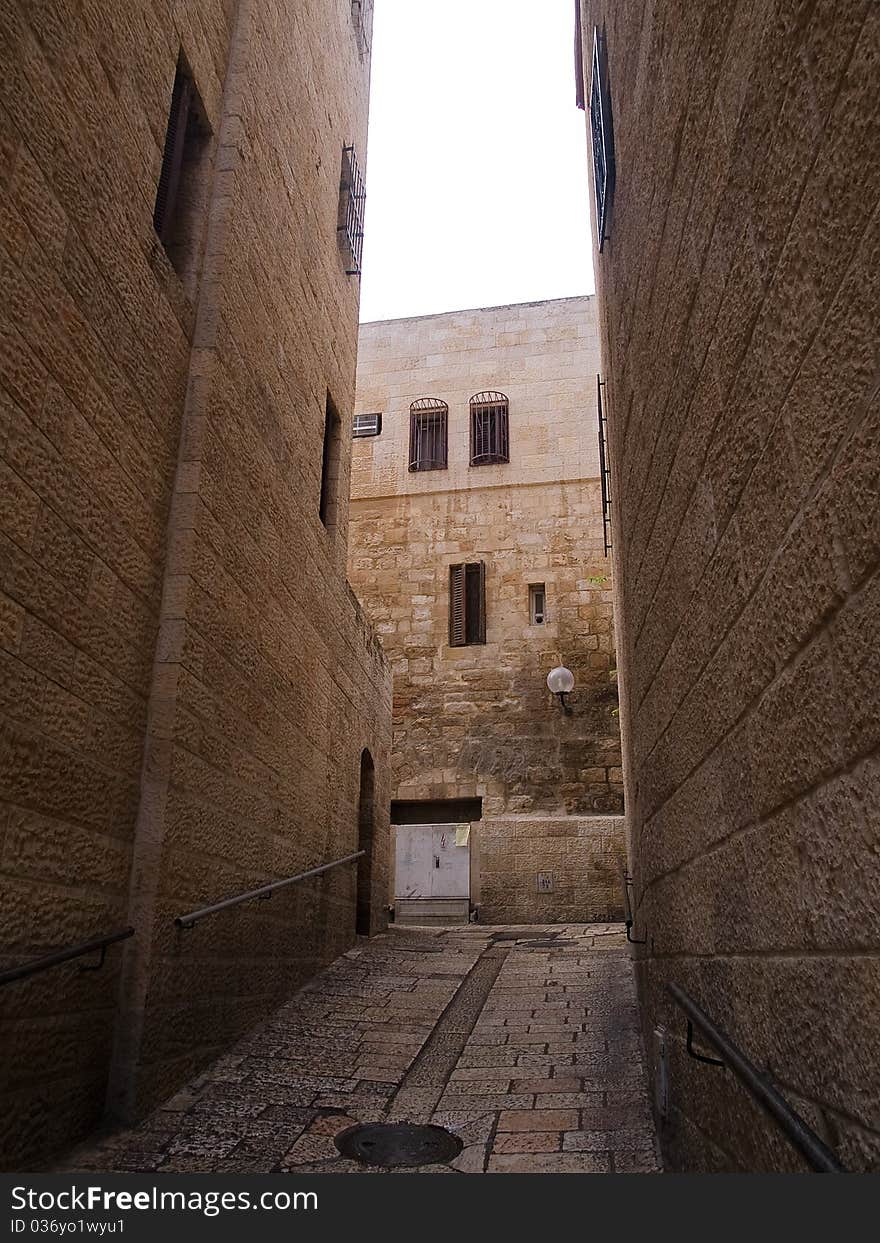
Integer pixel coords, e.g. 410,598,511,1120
335,1122,462,1167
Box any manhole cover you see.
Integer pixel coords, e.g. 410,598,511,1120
335,1122,462,1167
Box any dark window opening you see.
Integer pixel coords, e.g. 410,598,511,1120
391,798,483,824
319,393,342,530
153,57,211,290
338,145,366,276
529,583,546,624
450,561,486,646
356,749,375,936
353,412,382,438
469,391,509,465
409,398,448,471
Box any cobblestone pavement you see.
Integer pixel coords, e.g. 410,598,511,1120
61,925,660,1174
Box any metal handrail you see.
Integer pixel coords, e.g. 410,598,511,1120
620,867,646,944
667,983,846,1173
0,927,134,986
174,851,366,930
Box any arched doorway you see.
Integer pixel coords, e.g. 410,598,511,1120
355,749,375,936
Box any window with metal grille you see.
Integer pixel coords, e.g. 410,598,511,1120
449,562,486,647
353,413,382,438
409,399,448,471
350,1,374,57
469,392,510,465
529,583,546,625
589,28,616,251
153,57,209,285
338,145,366,276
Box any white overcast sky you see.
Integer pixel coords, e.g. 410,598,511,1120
358,0,595,323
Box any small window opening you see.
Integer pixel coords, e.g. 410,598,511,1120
529,584,546,625
450,562,486,646
153,56,211,291
319,393,342,530
353,413,382,438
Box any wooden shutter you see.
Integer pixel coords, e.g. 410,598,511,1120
449,564,466,646
154,66,193,243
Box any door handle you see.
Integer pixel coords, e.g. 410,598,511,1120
433,856,440,868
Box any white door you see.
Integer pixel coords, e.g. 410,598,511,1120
395,824,470,899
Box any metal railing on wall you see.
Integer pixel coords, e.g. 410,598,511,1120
174,851,365,930
667,983,846,1173
597,375,612,556
0,927,135,987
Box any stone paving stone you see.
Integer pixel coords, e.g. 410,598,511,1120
492,1132,562,1154
487,1152,611,1173
435,1092,535,1111
497,1108,579,1132
61,925,657,1176
511,1077,586,1093
613,1151,662,1173
563,1129,656,1153
535,1092,612,1108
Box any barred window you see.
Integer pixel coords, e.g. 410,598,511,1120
449,562,486,647
338,145,366,276
469,392,509,465
409,398,448,471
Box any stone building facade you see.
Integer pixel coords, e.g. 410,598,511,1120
0,0,389,1169
579,0,880,1171
348,298,625,925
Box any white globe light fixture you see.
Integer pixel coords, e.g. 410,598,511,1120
547,665,575,712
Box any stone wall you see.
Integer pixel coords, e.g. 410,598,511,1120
478,815,626,924
580,0,880,1171
349,299,623,919
0,0,389,1169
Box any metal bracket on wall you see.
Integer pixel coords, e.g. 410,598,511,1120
621,870,647,944
686,1020,725,1067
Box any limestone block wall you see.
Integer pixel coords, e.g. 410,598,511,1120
478,815,626,924
0,0,390,1170
350,298,622,820
581,0,880,1171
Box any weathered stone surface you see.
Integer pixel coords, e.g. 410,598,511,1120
60,924,657,1174
0,0,389,1171
581,0,880,1173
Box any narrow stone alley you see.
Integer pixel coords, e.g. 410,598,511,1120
60,926,658,1175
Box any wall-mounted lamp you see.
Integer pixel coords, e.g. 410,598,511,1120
547,665,575,713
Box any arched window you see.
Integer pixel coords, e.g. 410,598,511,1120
409,398,448,471
469,391,509,465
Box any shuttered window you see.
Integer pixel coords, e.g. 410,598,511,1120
469,392,510,465
449,562,486,646
409,398,448,471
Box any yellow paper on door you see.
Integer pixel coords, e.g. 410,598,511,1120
455,825,470,846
